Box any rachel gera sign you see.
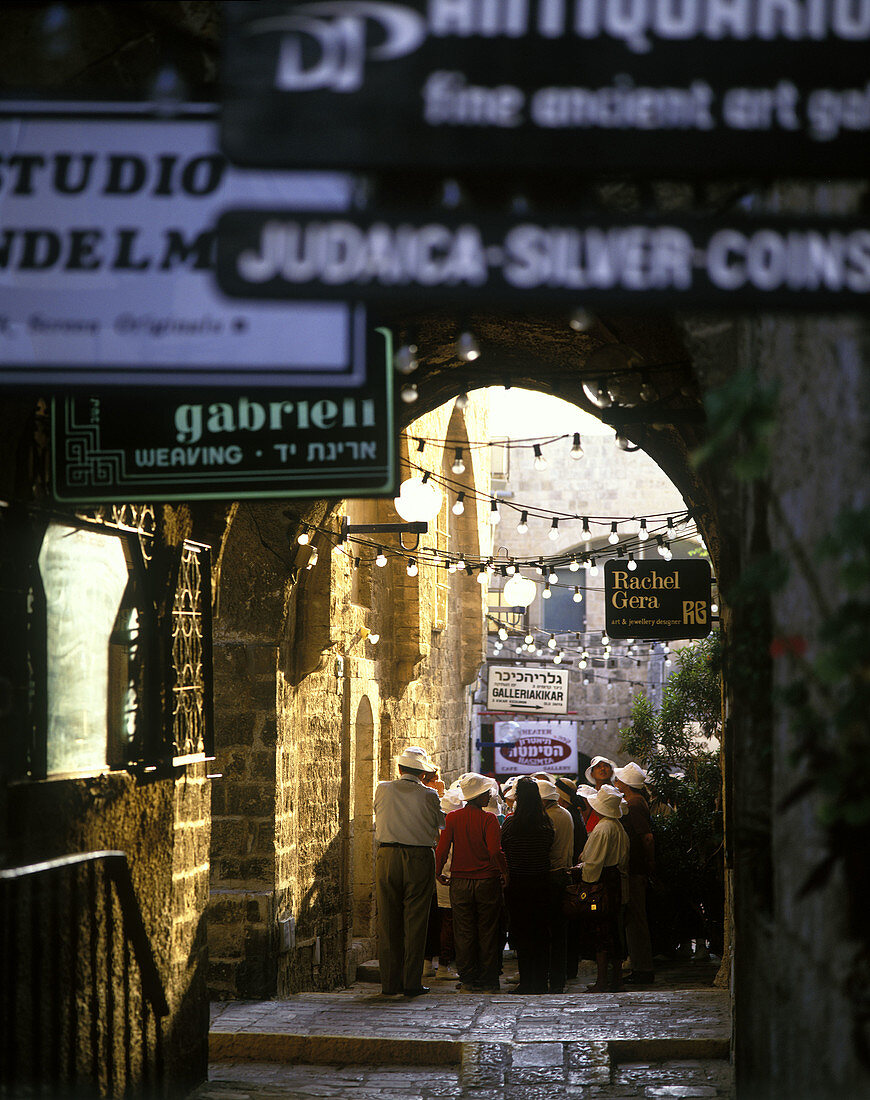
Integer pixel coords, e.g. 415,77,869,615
604,558,712,640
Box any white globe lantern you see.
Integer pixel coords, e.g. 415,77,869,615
393,476,443,522
502,572,537,608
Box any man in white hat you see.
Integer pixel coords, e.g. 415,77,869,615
613,762,655,985
374,746,445,997
435,773,508,993
537,778,574,993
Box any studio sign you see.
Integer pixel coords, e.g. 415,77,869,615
216,210,870,308
222,0,870,176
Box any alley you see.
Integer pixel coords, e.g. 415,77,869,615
192,955,731,1099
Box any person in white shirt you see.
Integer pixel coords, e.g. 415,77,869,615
373,746,444,997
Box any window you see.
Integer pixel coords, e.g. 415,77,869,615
542,569,587,633
3,509,213,780
490,436,510,482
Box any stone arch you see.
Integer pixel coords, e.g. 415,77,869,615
351,695,376,941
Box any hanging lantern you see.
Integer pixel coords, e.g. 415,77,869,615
393,476,443,522
502,572,537,608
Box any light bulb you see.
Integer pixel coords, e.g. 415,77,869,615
640,377,657,402
579,658,587,669
297,527,310,545
490,500,500,525
447,559,457,573
451,448,466,474
400,383,419,403
582,518,592,543
607,681,613,691
548,634,557,649
615,432,631,450
569,556,580,572
368,632,380,644
407,558,418,577
554,652,563,663
543,584,552,599
608,523,619,545
628,555,637,571
456,329,480,361
570,432,584,459
548,518,560,541
589,559,599,577
305,546,318,570
601,633,610,645
638,519,649,541
506,560,516,575
394,342,419,374
353,557,360,571
584,677,590,685
517,511,529,534
455,392,469,410
548,568,557,583
525,633,534,645
477,567,489,586
569,307,594,332
375,547,387,567
498,626,508,641
394,476,443,522
452,492,465,516
582,380,612,408
573,587,583,603
711,603,719,615
533,444,548,471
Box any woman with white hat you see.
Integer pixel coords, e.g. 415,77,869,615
571,784,630,993
613,762,655,986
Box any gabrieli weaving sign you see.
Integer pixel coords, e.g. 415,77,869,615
221,0,870,177
604,558,713,640
0,103,363,388
494,720,578,776
50,326,396,502
487,666,569,714
215,210,870,310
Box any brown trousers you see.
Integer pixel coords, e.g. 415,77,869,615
449,876,504,990
375,846,435,994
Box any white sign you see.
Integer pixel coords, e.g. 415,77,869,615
487,665,569,715
494,720,578,776
0,103,362,387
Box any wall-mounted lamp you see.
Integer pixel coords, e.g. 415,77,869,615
358,626,380,645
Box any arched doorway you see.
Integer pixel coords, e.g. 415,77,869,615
351,696,376,944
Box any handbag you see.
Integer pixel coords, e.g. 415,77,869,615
563,879,609,919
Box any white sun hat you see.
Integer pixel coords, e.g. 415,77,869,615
614,762,649,788
584,756,616,784
440,789,465,814
586,784,628,819
535,778,560,802
459,773,497,801
396,746,437,772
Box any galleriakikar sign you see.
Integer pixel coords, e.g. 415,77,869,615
221,0,870,177
605,558,712,640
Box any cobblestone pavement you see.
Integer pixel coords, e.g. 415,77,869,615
190,956,732,1100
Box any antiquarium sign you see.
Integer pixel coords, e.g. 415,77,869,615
604,558,712,640
494,720,578,776
216,209,870,309
487,665,570,714
50,327,395,502
0,103,364,387
221,0,870,176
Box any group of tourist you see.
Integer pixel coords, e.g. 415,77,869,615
373,746,655,998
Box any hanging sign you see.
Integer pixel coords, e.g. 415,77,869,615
215,209,870,309
494,720,578,776
487,665,569,714
50,325,396,502
221,0,870,177
0,102,366,388
605,558,712,640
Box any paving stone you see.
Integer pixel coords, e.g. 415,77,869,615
511,1041,564,1067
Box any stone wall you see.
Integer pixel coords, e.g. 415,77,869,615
210,394,492,997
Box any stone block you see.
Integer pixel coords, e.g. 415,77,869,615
506,1066,564,1086
511,1042,564,1067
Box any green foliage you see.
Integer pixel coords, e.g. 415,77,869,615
691,367,778,481
619,634,724,948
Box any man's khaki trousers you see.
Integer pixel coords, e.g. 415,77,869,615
375,845,435,994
